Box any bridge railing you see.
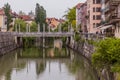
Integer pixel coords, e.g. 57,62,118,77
80,33,106,41
10,32,74,37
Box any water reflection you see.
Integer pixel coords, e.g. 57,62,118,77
0,39,97,80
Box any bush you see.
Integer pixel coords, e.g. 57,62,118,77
92,38,120,72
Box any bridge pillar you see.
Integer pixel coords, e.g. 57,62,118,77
66,37,71,45
16,37,23,47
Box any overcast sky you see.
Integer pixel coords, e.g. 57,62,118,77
0,0,86,18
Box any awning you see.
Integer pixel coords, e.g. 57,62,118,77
100,25,113,30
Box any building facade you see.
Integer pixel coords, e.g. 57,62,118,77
103,0,120,37
0,8,7,32
46,18,60,30
87,0,101,33
76,3,83,28
76,3,87,33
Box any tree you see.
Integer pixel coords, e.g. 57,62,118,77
30,21,37,32
92,38,120,80
63,7,76,31
4,3,12,31
61,21,69,32
35,3,46,32
14,19,26,32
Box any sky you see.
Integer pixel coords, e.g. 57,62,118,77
0,0,86,18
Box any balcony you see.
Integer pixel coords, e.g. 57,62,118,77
105,0,120,6
110,0,120,6
110,13,120,23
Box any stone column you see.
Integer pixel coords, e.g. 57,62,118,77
43,24,45,48
19,24,20,32
38,23,40,32
43,24,45,32
28,25,30,32
59,24,61,32
48,25,50,32
26,24,28,32
16,24,18,32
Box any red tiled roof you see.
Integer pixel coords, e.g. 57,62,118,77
0,8,5,15
0,8,18,18
19,15,33,21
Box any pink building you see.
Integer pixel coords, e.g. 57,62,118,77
76,3,87,33
87,0,102,33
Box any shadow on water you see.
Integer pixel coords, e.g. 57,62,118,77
0,39,98,80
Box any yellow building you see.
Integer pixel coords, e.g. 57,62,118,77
46,18,60,30
0,8,7,32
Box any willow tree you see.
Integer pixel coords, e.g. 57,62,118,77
4,3,12,31
35,3,46,32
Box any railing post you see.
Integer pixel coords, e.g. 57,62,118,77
26,24,28,32
16,24,18,32
70,24,72,33
29,24,30,32
48,25,50,32
43,24,45,32
38,23,40,32
19,24,20,32
59,24,61,32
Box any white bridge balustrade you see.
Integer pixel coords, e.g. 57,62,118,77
12,32,74,37
13,23,74,37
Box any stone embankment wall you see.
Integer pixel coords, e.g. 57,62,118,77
0,32,17,56
67,40,94,59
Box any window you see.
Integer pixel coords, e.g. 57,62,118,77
93,23,96,28
96,0,101,4
96,8,101,12
93,7,95,12
96,15,101,20
96,23,100,27
93,0,95,4
93,15,96,20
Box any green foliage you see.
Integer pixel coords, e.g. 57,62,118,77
87,40,95,45
35,3,46,32
14,19,26,32
67,7,76,23
4,3,12,31
23,37,36,48
30,21,37,32
63,7,76,31
74,33,80,41
20,48,41,58
92,38,120,72
61,21,69,32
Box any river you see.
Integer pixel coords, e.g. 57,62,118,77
0,39,98,80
